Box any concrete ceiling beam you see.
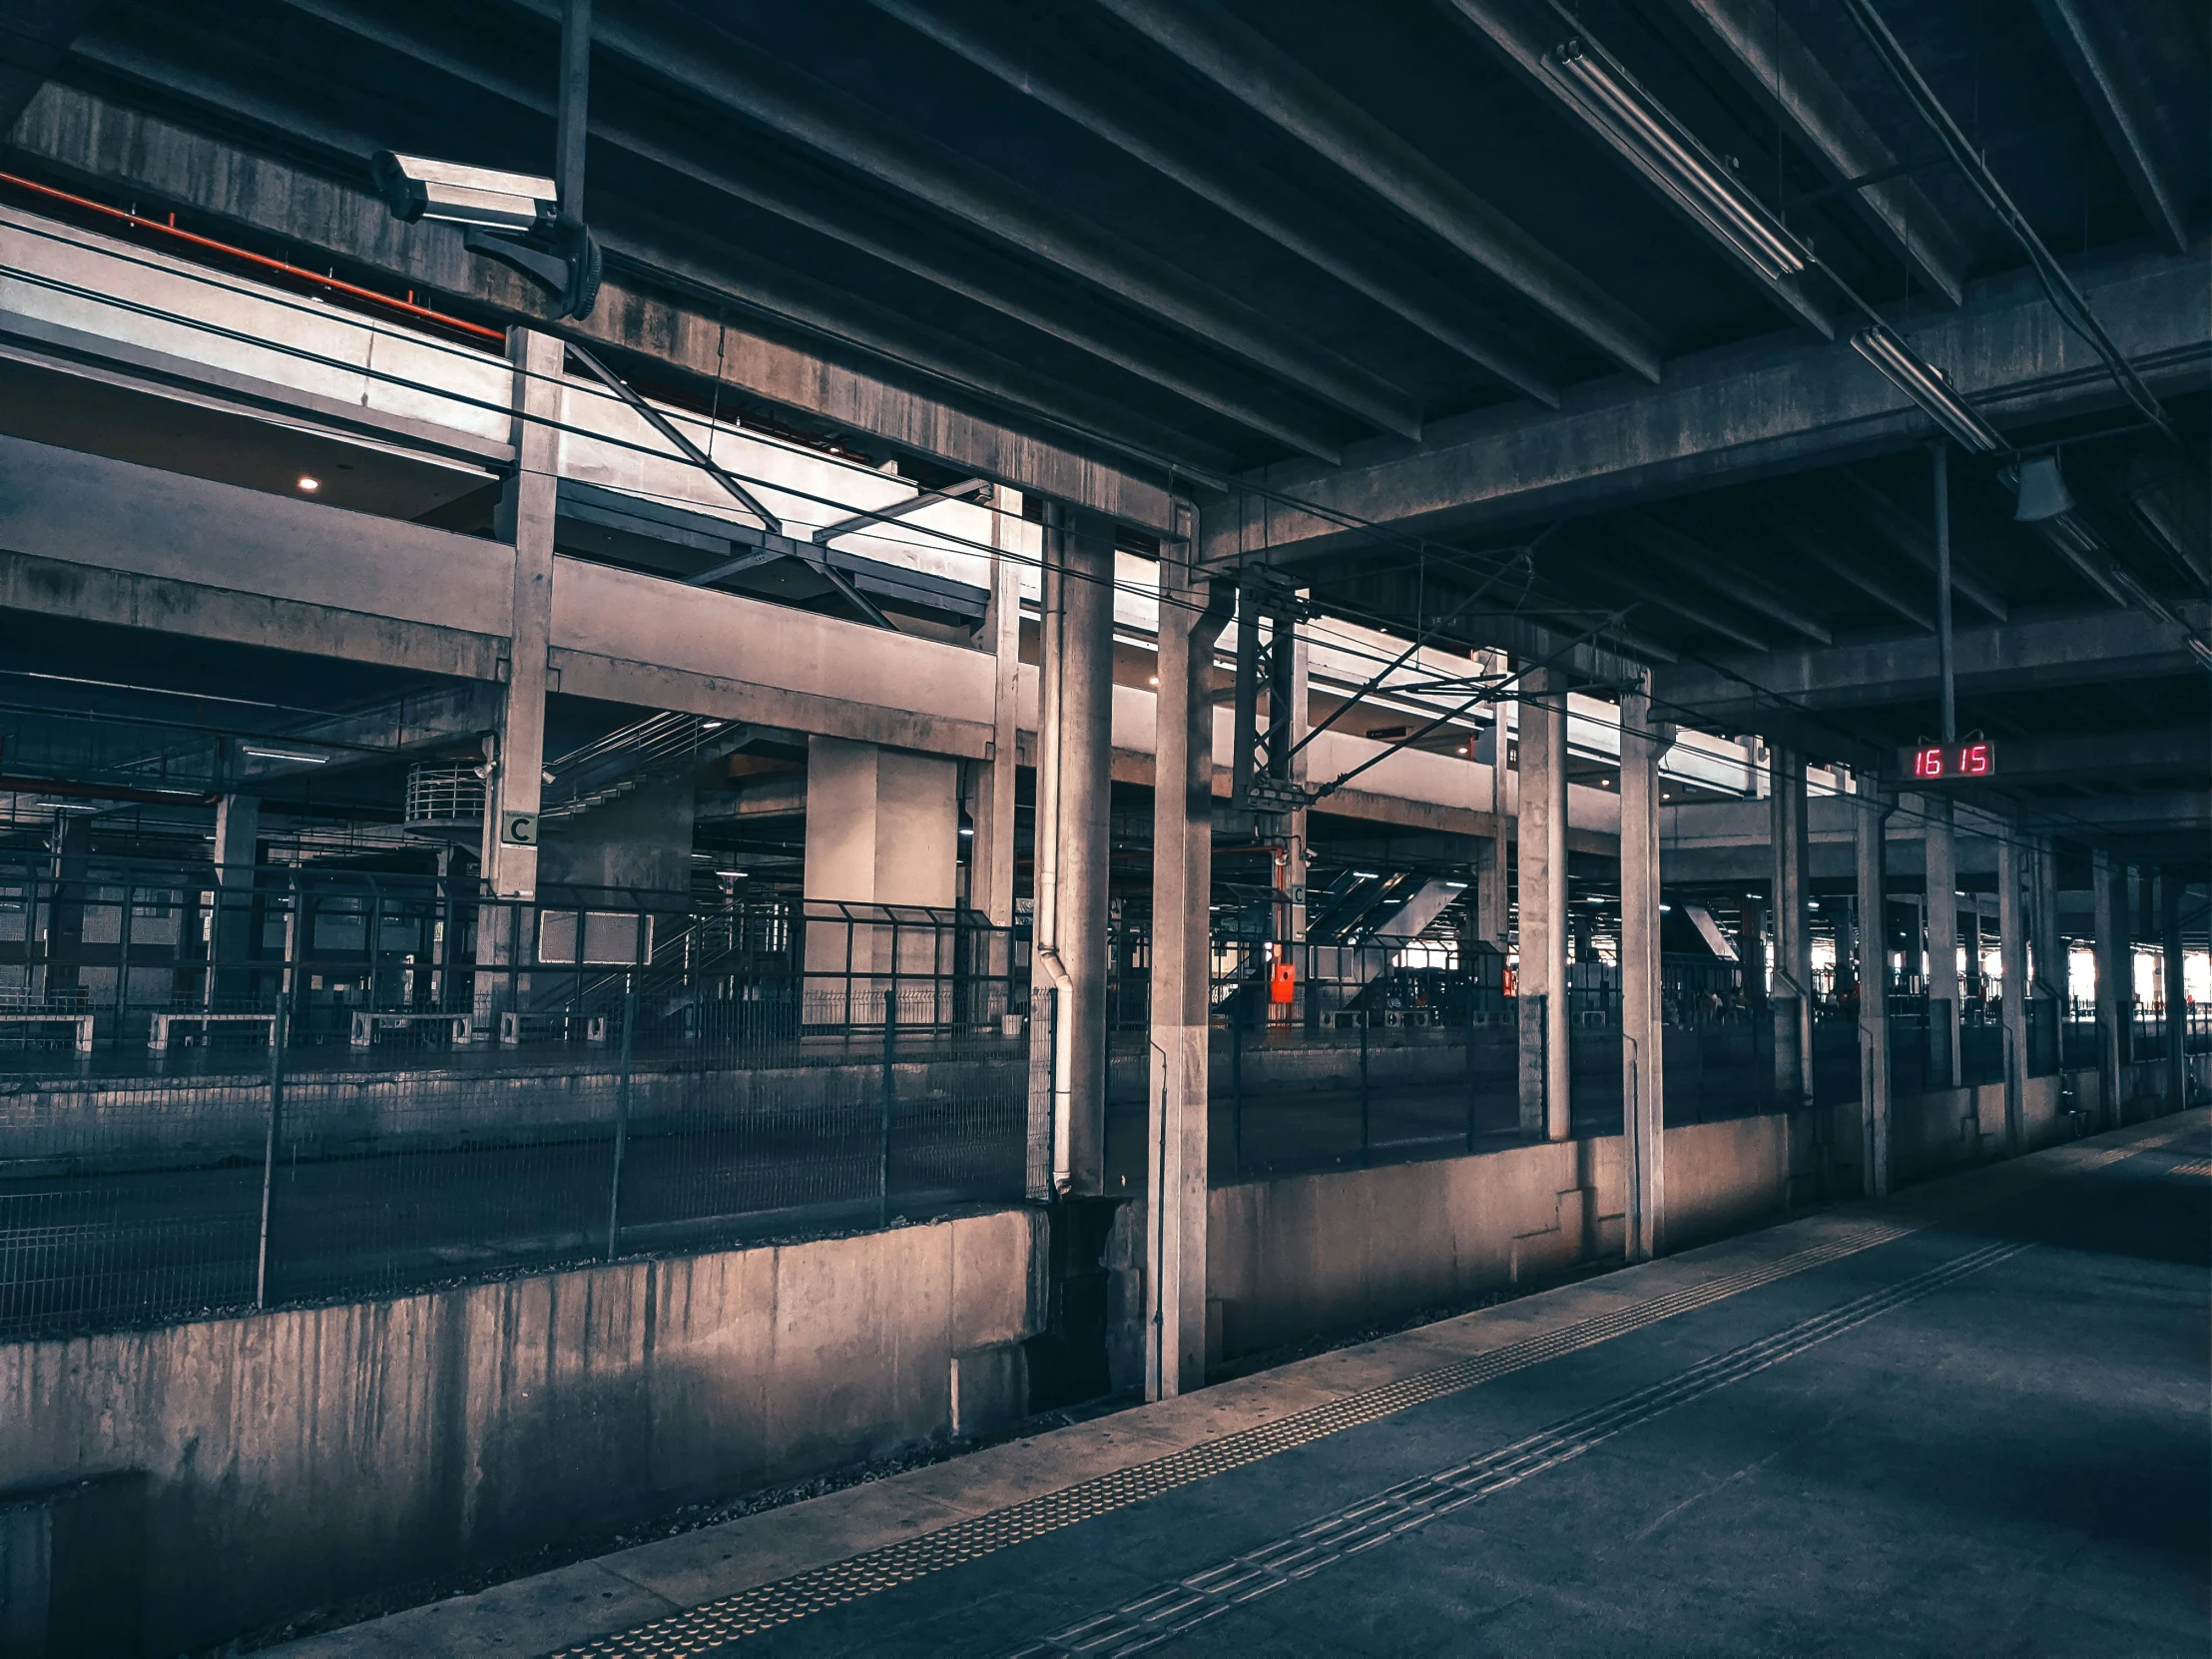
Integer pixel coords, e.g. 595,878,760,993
1090,0,1663,383
1751,498,1935,632
1665,0,1970,305
1987,728,2208,784
537,0,1422,444
8,83,1184,531
1653,605,2210,724
1436,0,1832,339
1830,471,2008,623
0,0,97,132
247,5,1341,464
862,0,1564,408
1198,241,2211,568
1609,517,1834,644
2028,0,2188,254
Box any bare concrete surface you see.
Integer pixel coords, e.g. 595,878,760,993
274,1109,2210,1658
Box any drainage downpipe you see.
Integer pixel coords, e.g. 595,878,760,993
1032,505,1073,1196
1036,943,1076,1196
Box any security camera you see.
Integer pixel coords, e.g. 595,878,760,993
370,152,558,235
370,150,600,320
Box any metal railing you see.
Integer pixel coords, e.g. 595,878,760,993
0,854,1027,1067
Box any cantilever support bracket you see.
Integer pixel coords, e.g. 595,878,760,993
565,339,784,535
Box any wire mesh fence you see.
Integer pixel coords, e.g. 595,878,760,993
0,852,1029,1071
0,979,1031,1343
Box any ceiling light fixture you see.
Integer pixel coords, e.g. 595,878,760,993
1850,324,2003,452
1550,38,1811,281
240,745,328,765
295,475,320,492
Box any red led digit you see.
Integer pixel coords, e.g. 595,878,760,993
1965,744,1988,775
1919,748,1942,778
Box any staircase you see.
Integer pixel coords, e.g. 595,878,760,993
539,712,754,822
1304,871,1466,994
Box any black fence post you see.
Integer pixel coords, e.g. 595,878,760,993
1359,1012,1371,1163
255,1002,286,1310
606,975,635,1262
879,987,897,1228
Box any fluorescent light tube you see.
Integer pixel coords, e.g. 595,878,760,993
1552,39,1812,281
240,746,329,765
1850,324,2003,452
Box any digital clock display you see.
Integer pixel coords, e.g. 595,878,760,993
1902,742,1995,781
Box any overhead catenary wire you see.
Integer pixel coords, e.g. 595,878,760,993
0,194,2154,858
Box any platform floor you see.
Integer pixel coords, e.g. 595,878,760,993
280,1112,2211,1659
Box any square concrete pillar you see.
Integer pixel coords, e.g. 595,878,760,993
2161,873,2188,1114
1026,505,1115,1197
1145,515,1233,1399
804,736,960,1023
1998,831,2028,1152
1855,778,1892,1198
209,793,262,1006
1924,798,1960,1089
1618,674,1666,1263
2092,849,2126,1126
1769,749,1814,1104
481,327,561,901
1515,667,1569,1140
973,485,1025,930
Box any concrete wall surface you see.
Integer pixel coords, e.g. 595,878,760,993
1207,1112,1822,1364
0,1207,1041,1654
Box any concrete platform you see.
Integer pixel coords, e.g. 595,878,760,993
276,1110,2210,1658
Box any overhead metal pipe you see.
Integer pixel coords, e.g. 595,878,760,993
555,0,591,225
1933,441,1955,743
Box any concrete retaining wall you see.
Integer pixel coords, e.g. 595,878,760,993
0,1207,1041,1654
1205,1113,1816,1362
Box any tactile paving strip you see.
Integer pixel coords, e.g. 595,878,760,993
552,1217,1918,1657
1010,1240,2023,1656
554,1122,2197,1659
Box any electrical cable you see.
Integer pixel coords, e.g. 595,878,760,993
0,180,2169,858
1834,0,2177,447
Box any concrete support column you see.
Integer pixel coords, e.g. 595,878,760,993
804,737,960,1021
1924,799,1960,1088
40,812,91,1000
2031,836,2063,1005
1618,674,1666,1263
1278,614,1310,950
483,327,561,900
973,485,1024,930
1997,832,2028,1152
211,793,263,1005
1027,505,1115,1196
2162,873,2188,1114
1769,750,1814,1104
1145,515,1232,1400
1515,668,1569,1139
1855,777,1891,1198
2092,849,2126,1127
1478,706,1515,957
1478,834,1511,954
1738,896,1767,1003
